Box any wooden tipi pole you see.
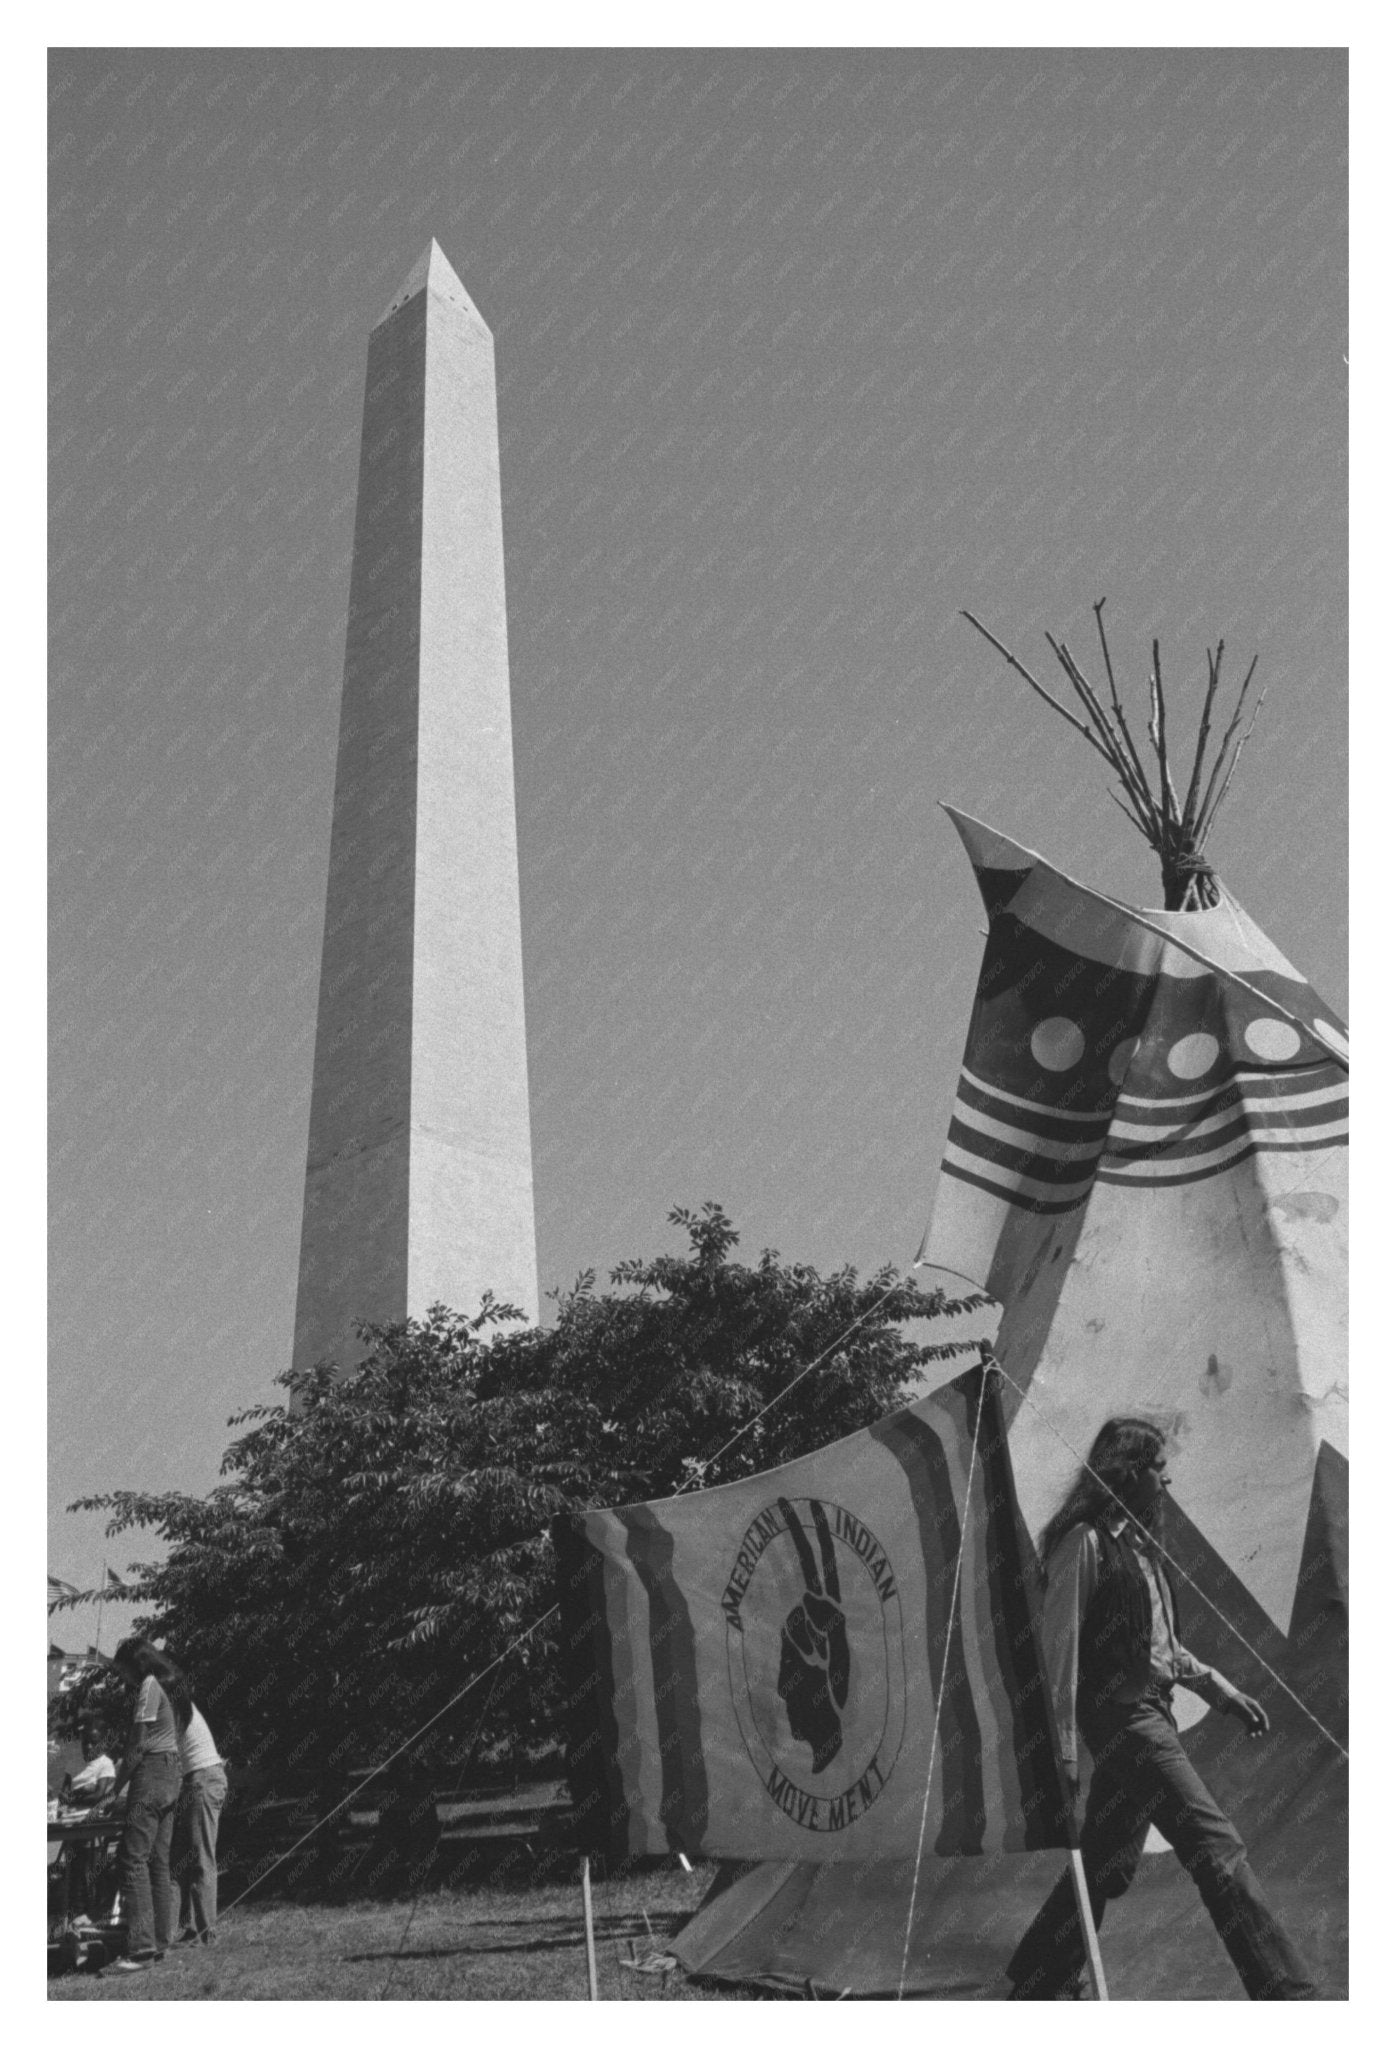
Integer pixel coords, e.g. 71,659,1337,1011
1067,1840,1110,2000
961,603,1264,913
581,1855,600,2000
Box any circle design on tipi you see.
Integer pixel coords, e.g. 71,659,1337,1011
1167,1032,1220,1081
1030,1017,1085,1072
1312,1017,1349,1058
1107,1036,1140,1086
1244,1018,1302,1062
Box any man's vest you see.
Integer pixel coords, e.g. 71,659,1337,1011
1078,1521,1181,1719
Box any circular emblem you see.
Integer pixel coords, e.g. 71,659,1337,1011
723,1495,905,1835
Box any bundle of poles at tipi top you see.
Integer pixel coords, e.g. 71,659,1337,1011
962,601,1264,912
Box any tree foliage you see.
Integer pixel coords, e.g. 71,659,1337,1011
57,1206,986,1786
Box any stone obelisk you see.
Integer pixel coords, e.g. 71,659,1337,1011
292,241,538,1377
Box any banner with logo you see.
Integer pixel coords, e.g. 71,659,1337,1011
554,1363,1070,1862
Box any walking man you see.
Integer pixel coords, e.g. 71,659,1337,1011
1007,1417,1319,2000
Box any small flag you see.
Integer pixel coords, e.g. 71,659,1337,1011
47,1575,80,1601
104,1566,132,1593
555,1362,1069,1863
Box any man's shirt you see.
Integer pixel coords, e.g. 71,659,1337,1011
178,1705,223,1775
67,1752,116,1798
132,1675,180,1755
1039,1516,1240,1771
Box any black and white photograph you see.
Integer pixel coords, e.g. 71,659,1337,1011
46,24,1349,2004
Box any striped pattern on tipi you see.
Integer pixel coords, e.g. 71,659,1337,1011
919,810,1347,1637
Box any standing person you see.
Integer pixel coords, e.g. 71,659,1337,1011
172,1697,228,1945
1006,1418,1318,2000
104,1639,185,1975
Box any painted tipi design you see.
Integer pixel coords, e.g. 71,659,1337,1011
919,810,1347,1639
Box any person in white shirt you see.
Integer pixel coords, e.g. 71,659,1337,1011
61,1723,120,1924
172,1700,228,1945
63,1724,116,1806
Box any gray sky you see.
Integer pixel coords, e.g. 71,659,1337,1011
49,47,1346,1596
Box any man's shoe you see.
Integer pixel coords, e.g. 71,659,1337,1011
105,1955,152,1975
175,1929,201,1947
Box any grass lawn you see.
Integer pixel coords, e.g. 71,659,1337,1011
48,1864,740,2001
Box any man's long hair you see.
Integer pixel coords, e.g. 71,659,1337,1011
1038,1416,1168,1569
112,1635,195,1732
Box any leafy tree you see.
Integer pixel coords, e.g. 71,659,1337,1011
57,1206,986,1788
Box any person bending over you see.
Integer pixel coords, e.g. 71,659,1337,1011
172,1694,228,1945
1006,1417,1318,2001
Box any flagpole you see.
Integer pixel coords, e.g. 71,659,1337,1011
980,1347,1108,2001
580,1855,600,2001
94,1556,104,1660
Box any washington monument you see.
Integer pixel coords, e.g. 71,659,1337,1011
292,241,538,1377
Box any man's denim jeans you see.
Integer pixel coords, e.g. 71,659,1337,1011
118,1753,182,1957
174,1765,228,1938
1007,1689,1318,1999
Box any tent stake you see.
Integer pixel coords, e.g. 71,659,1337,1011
581,1854,600,2001
1067,1847,1109,2001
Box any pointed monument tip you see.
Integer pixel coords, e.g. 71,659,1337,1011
376,240,489,331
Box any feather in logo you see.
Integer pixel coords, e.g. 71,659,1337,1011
723,1495,905,1834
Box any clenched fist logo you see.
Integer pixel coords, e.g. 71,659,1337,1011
775,1497,850,1774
